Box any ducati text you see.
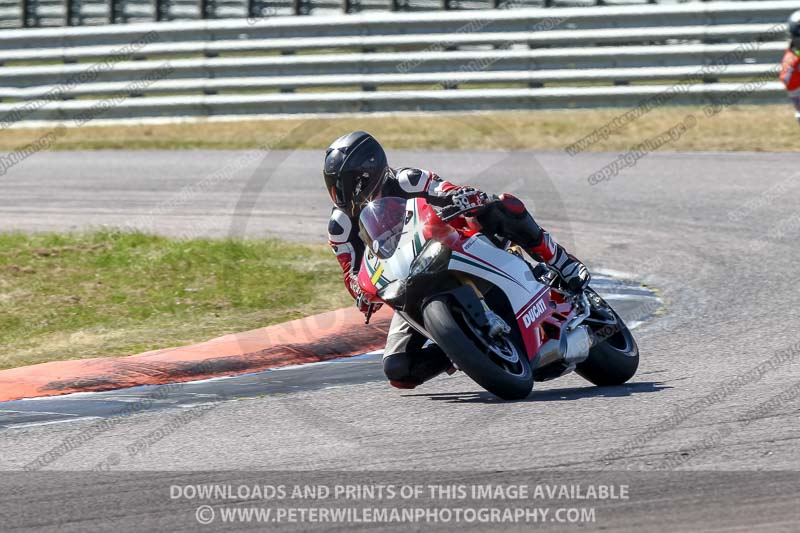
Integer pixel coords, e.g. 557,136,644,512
522,299,547,328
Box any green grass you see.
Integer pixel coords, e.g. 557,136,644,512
0,231,350,370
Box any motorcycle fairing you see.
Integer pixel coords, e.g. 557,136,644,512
358,197,574,363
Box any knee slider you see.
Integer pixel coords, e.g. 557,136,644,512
383,353,414,382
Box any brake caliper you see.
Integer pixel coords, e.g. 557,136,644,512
484,307,511,338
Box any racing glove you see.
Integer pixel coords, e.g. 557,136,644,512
450,187,490,215
348,273,383,315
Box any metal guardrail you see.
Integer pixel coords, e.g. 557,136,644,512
0,1,795,125
0,83,787,123
0,42,787,84
0,0,796,46
0,64,778,98
0,23,785,62
3,0,800,34
0,0,770,28
0,0,794,54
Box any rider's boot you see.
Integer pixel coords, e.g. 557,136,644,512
527,231,591,294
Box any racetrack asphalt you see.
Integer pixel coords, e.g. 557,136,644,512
0,275,658,425
0,149,799,531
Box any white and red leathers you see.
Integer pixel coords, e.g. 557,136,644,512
326,167,589,389
327,168,462,310
780,48,800,123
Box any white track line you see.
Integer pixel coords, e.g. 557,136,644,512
0,409,80,416
4,416,101,429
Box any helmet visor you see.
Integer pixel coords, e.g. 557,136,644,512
324,171,348,209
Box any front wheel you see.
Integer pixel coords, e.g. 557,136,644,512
422,297,533,400
575,288,639,386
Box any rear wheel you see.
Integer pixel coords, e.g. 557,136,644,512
575,288,639,386
423,297,533,400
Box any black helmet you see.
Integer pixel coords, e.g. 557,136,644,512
790,10,800,38
323,131,389,217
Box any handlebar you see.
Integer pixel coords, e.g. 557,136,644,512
439,202,493,222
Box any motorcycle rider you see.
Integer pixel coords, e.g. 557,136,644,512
780,10,800,124
324,131,590,389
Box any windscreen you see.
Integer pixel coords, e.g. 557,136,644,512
358,197,408,260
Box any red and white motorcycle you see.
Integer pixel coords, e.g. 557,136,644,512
358,197,639,400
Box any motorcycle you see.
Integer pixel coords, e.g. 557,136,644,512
357,196,639,400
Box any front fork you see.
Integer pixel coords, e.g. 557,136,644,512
456,274,511,337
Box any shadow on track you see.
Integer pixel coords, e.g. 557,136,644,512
402,381,670,404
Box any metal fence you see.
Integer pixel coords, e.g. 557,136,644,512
0,0,795,125
0,0,772,28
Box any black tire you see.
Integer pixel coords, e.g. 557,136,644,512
575,289,639,386
422,297,533,400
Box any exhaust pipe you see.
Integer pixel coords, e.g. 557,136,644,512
563,325,593,365
535,339,562,369
533,325,593,369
